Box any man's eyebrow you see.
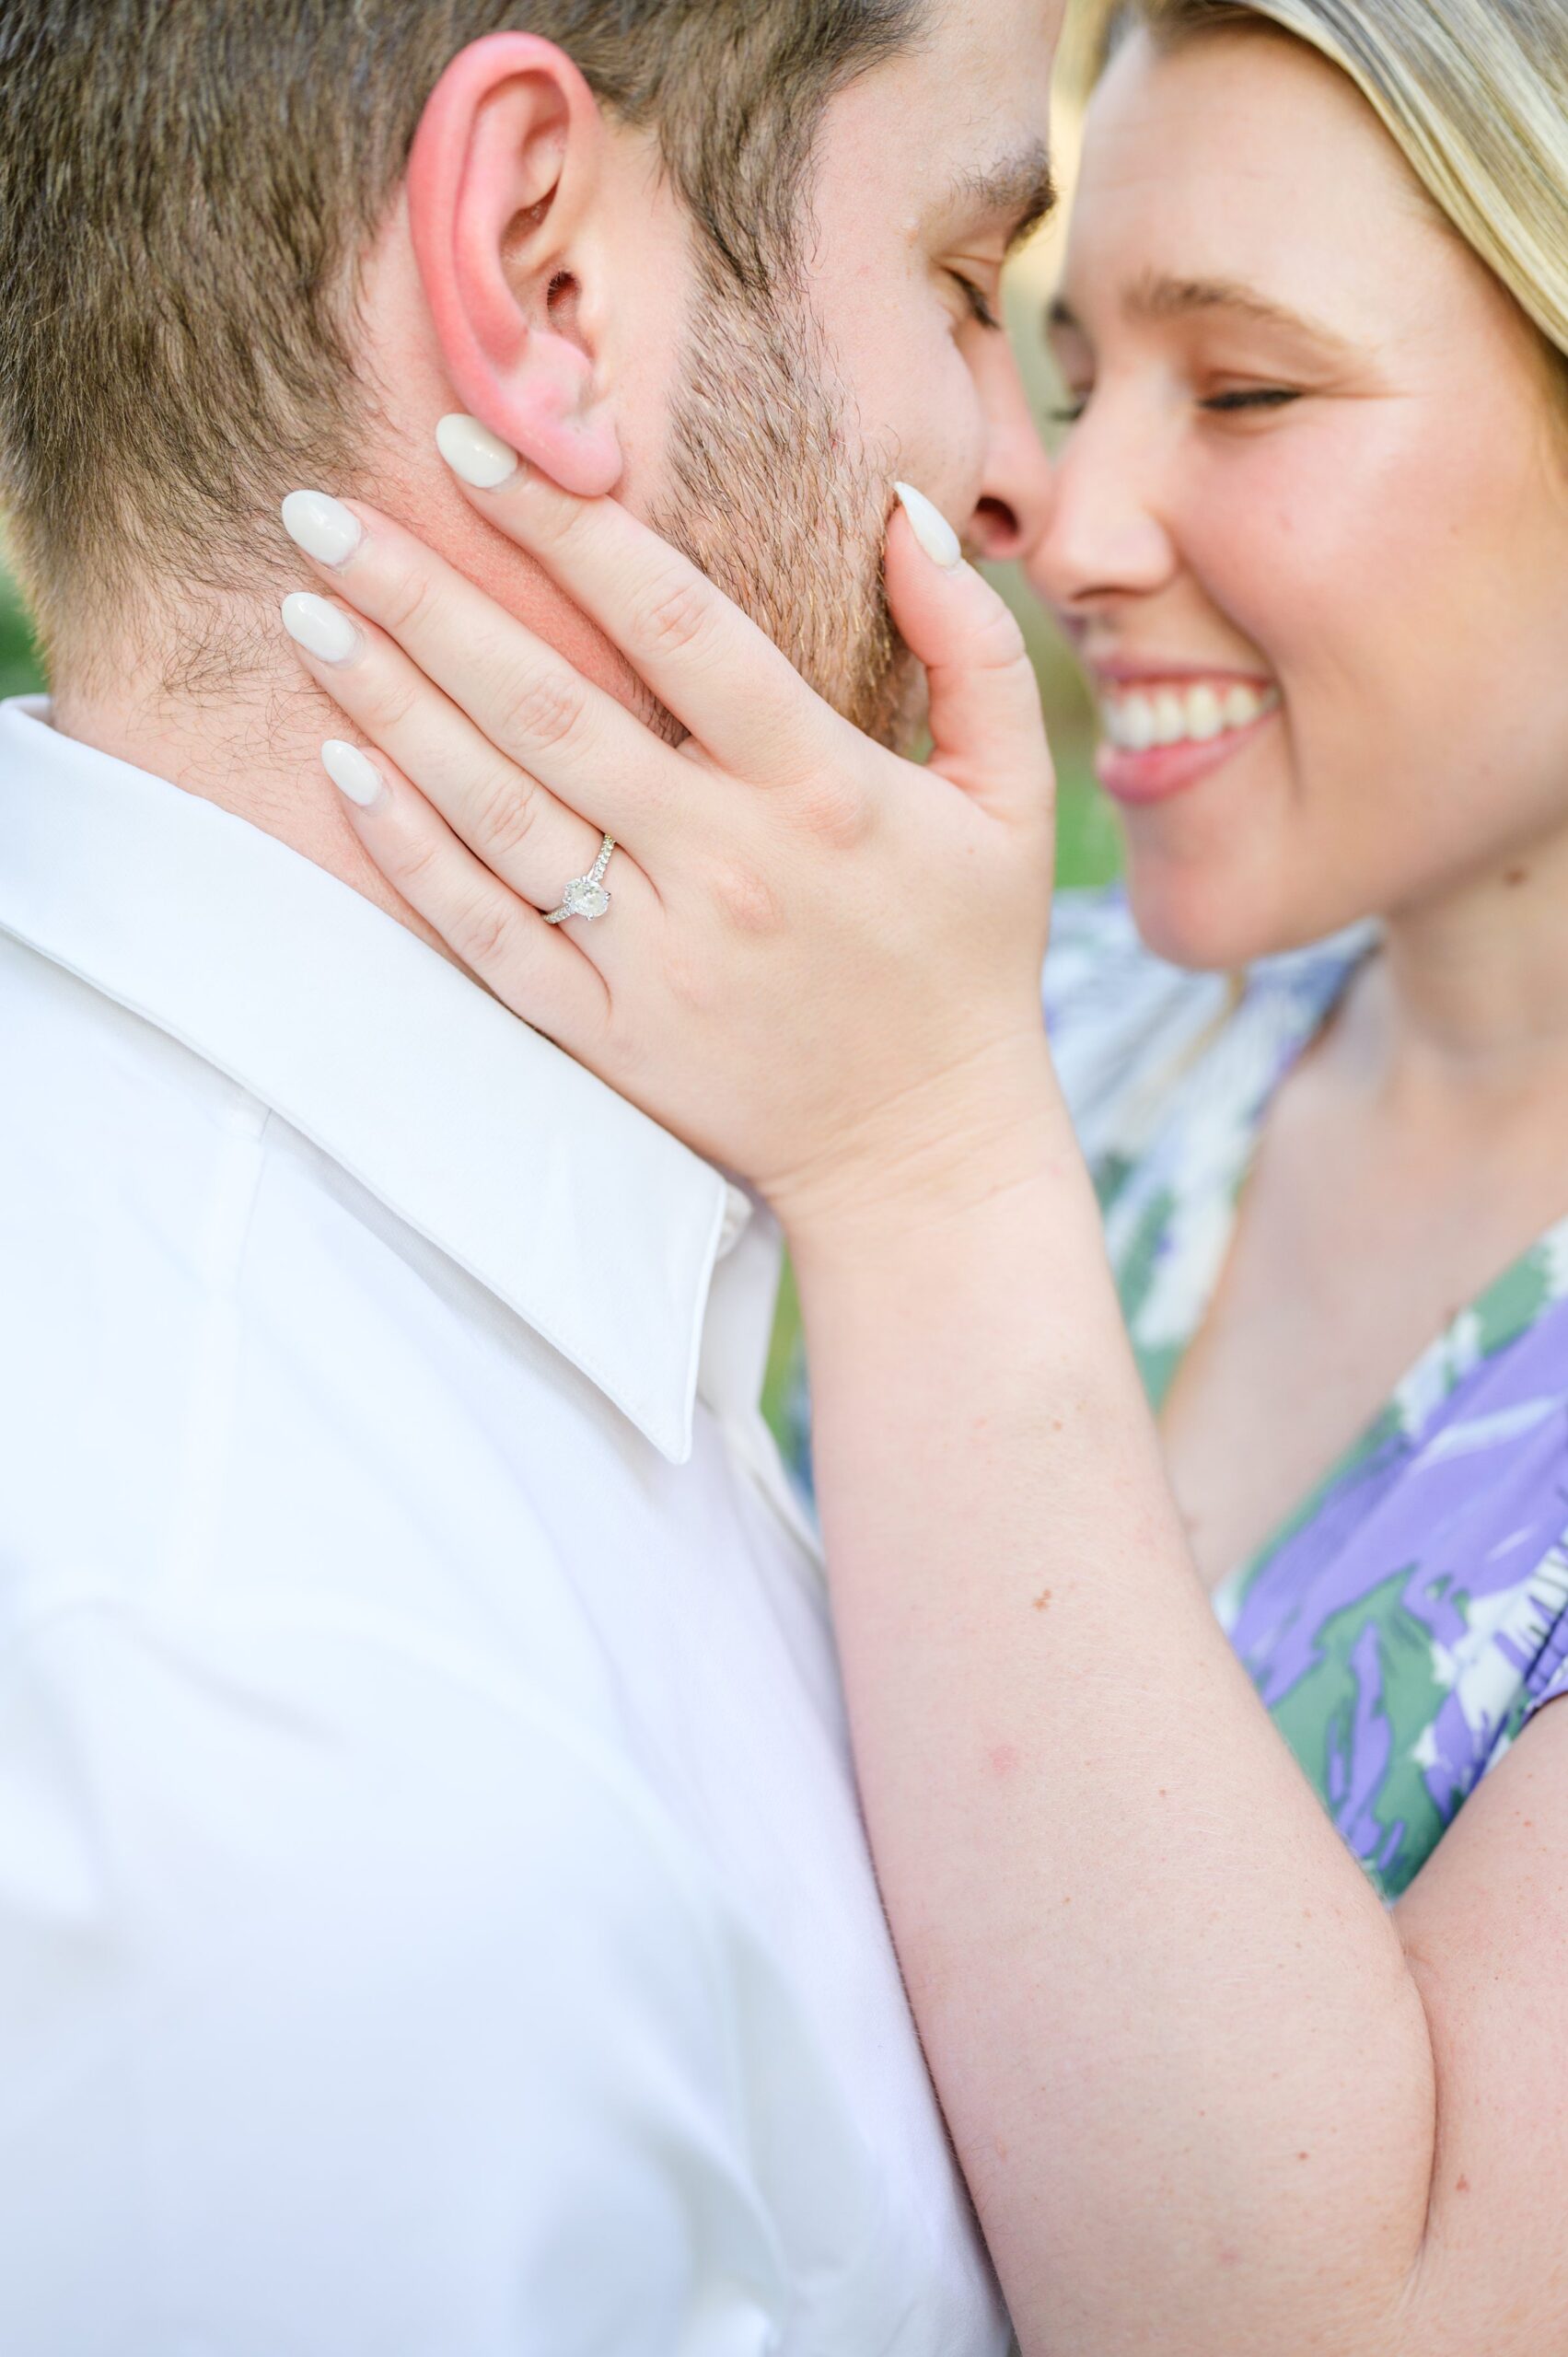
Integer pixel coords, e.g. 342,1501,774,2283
1049,272,1353,349
951,141,1059,258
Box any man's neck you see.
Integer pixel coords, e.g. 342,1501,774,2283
54,636,456,958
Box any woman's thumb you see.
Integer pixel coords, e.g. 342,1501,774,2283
887,483,1053,816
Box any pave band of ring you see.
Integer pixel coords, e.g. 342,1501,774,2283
543,833,616,924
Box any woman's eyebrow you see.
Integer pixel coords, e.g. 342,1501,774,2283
1049,273,1355,353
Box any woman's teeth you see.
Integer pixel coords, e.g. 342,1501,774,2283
1098,679,1279,752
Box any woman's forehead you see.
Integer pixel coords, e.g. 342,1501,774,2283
1062,28,1456,336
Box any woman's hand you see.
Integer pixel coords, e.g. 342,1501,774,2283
277,422,1058,1240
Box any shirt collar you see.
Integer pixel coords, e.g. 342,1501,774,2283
0,696,763,1464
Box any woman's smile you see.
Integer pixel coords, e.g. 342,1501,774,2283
1091,666,1282,805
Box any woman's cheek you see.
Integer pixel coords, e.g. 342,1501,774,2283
1179,441,1361,680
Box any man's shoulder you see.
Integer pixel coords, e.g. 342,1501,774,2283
1,929,648,1655
1,923,248,1144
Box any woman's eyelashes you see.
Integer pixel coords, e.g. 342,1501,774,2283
1045,384,1304,427
1201,386,1304,413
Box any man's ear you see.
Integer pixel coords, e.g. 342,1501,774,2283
407,33,622,496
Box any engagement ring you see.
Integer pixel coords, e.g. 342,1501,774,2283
544,834,616,924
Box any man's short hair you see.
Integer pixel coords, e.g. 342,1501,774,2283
0,0,922,673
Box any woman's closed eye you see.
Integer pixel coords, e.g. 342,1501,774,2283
1200,385,1303,415
1045,384,1304,428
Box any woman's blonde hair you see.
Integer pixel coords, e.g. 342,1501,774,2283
1089,0,1568,381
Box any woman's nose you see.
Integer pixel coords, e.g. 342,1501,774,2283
1025,419,1177,612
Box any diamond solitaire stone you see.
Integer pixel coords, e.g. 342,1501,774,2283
544,832,617,923
562,876,610,920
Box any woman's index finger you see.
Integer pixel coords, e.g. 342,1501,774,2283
436,414,836,781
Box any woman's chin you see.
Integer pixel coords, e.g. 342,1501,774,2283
1120,852,1300,975
1097,717,1340,971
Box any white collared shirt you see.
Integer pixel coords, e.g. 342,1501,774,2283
0,699,1006,2357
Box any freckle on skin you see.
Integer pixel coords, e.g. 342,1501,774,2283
1032,1588,1052,1611
1504,867,1529,887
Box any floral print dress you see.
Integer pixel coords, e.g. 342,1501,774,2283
1046,890,1568,1899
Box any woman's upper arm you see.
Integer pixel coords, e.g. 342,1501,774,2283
1390,1693,1568,2351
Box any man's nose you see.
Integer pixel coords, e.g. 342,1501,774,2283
1026,410,1177,612
963,335,1055,564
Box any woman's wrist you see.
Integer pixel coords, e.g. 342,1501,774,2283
772,1026,1085,1271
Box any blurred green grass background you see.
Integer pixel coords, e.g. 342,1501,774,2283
0,563,41,701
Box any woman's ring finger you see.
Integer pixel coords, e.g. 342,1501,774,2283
280,589,633,929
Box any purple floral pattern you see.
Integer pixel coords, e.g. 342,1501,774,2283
1048,892,1568,1898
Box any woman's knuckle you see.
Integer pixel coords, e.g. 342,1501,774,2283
378,560,436,638
364,668,420,736
495,663,584,754
384,826,445,900
449,888,519,972
637,571,713,662
708,856,783,938
795,773,871,851
470,768,540,860
970,603,1029,671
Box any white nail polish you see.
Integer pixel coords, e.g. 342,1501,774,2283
281,592,362,665
280,489,364,567
321,738,387,810
436,413,520,490
893,481,963,571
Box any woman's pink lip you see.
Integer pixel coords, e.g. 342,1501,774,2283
1088,656,1276,689
1095,705,1279,806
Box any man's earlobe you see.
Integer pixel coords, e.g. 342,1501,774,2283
407,33,622,497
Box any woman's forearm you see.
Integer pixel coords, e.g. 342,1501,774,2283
789,1044,1436,2357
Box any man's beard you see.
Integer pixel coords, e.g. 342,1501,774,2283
649,275,927,754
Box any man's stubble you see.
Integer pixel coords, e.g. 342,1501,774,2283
651,276,927,755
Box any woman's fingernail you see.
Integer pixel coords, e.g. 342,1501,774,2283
893,481,963,571
321,738,388,811
436,413,520,490
280,489,364,567
281,592,362,666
